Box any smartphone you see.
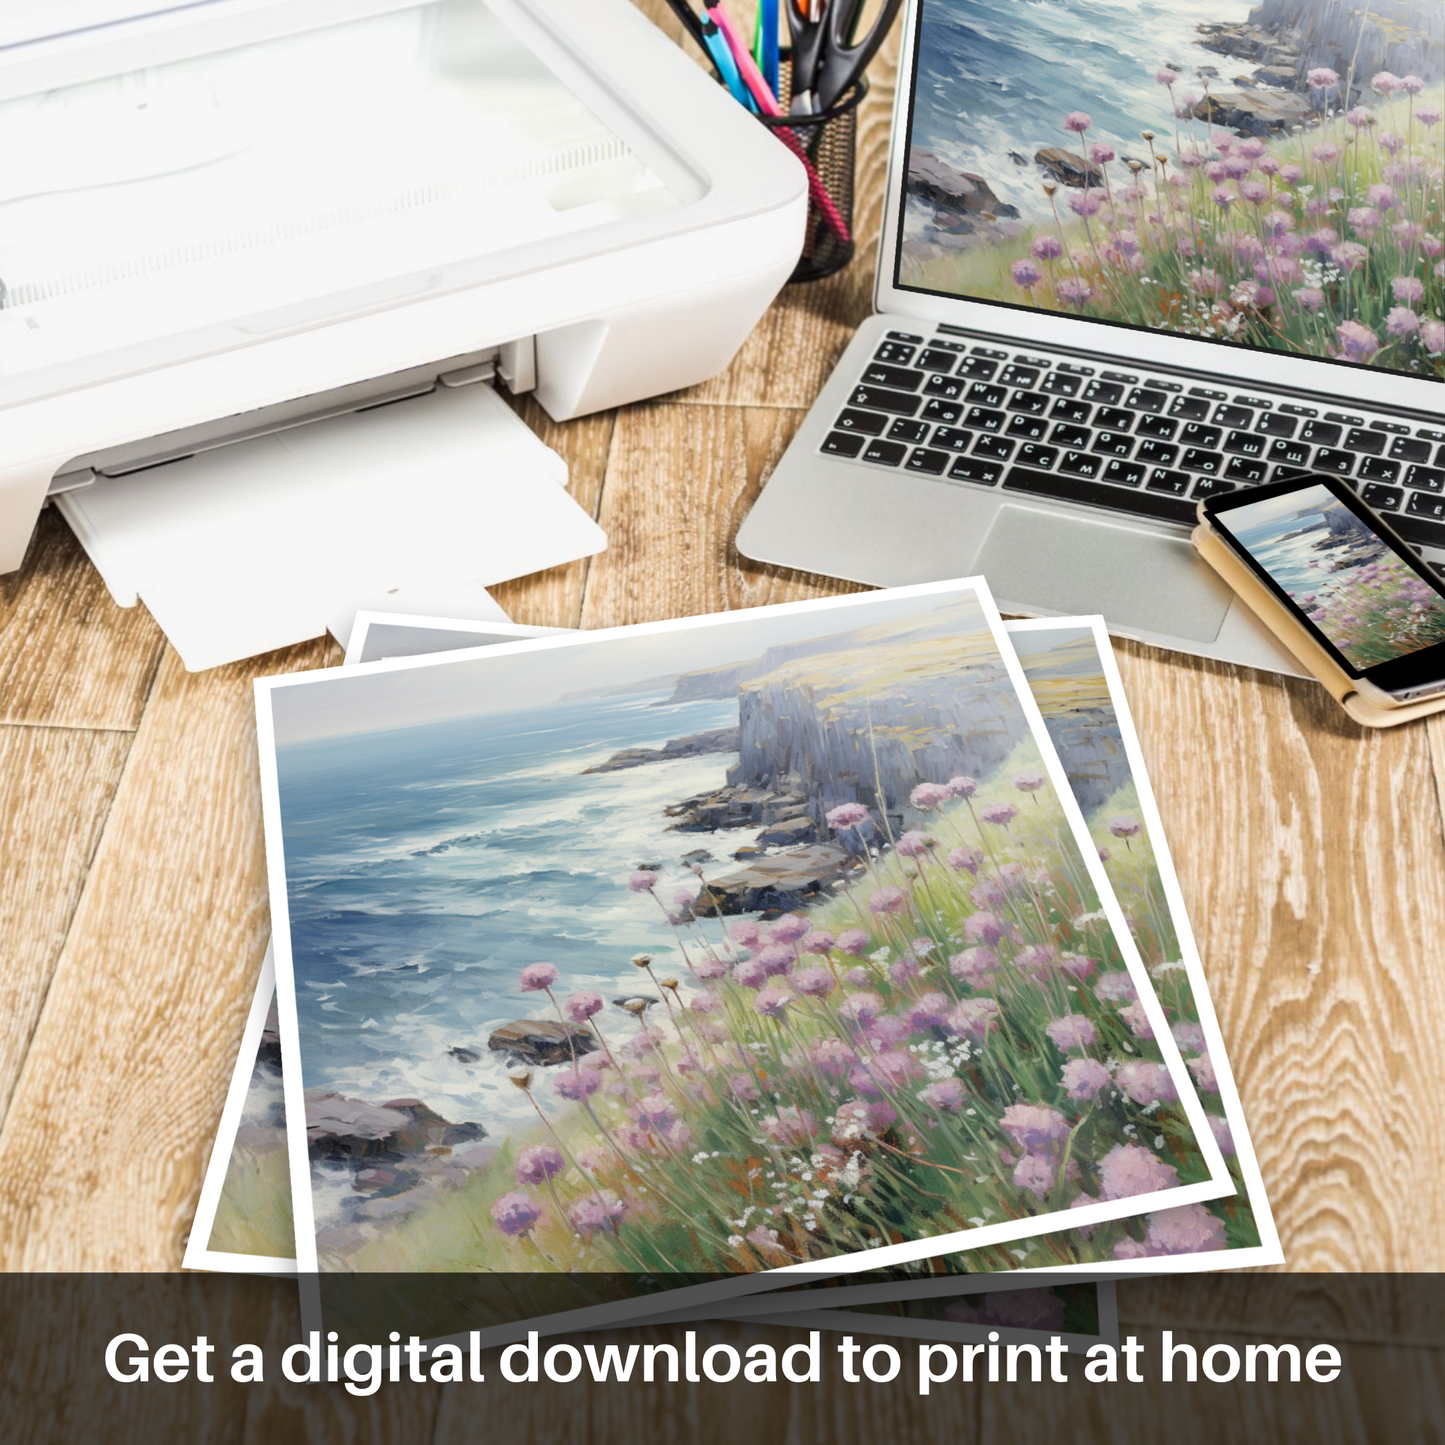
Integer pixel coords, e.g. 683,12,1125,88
1200,474,1445,704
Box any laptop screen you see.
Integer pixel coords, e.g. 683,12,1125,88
894,0,1443,382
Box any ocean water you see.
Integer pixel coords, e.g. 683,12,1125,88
1232,509,1338,594
909,0,1258,227
275,691,742,1142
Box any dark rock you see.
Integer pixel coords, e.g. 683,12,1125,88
692,844,856,916
583,727,739,774
756,815,818,846
680,848,713,865
1008,150,1030,167
487,1018,598,1066
305,1093,412,1162
909,150,1015,216
447,1046,481,1064
442,1122,487,1146
1033,146,1104,189
354,1167,401,1192
257,998,282,1070
1190,88,1313,134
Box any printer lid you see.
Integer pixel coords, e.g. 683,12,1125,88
0,0,713,411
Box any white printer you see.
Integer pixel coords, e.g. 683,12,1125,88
0,0,806,665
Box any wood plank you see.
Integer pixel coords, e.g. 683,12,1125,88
489,398,614,630
1110,638,1445,1270
0,725,133,1125
0,640,333,1269
579,403,866,630
0,509,165,730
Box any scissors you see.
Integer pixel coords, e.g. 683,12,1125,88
785,0,903,113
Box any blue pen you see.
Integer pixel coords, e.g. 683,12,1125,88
701,15,755,110
758,0,780,98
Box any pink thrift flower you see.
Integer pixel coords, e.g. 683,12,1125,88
909,782,952,811
734,958,767,989
1000,1102,1071,1156
866,1015,910,1050
563,990,604,1024
569,1190,626,1235
1060,952,1097,981
1279,163,1303,185
793,966,835,998
1068,190,1104,218
1062,1056,1112,1100
947,845,983,875
1094,971,1136,1003
519,962,558,992
1171,1020,1207,1052
1418,105,1441,126
756,943,796,977
1370,71,1402,95
1031,234,1064,262
554,1067,600,1101
729,919,762,948
832,1099,896,1143
825,802,870,829
1392,276,1425,304
1012,769,1046,794
770,914,810,944
920,1077,968,1112
1335,319,1381,361
1064,111,1091,133
1046,1013,1099,1052
729,1074,759,1102
1294,287,1325,311
949,945,999,981
1013,1153,1056,1200
867,1050,921,1090
491,1191,542,1236
1097,1142,1180,1200
760,1106,817,1147
1155,68,1177,85
1310,142,1342,165
802,930,836,956
693,954,731,981
1113,1060,1178,1106
1189,1052,1219,1093
836,928,869,957
1114,1238,1150,1260
838,991,884,1025
894,830,935,858
947,775,979,798
1108,816,1141,840
869,886,909,915
1306,67,1338,88
1385,307,1420,338
1209,1114,1236,1156
843,966,871,987
753,988,791,1019
1119,1001,1154,1040
1346,107,1375,129
1144,1203,1227,1255
1011,259,1043,289
980,801,1018,827
964,911,1008,945
812,1037,854,1077
628,870,659,892
1088,142,1116,164
946,997,1000,1039
515,1144,565,1186
1239,180,1269,206
1401,75,1424,94
906,991,951,1030
1422,321,1445,355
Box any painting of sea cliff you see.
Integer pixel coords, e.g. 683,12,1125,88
900,0,1443,375
259,584,1228,1334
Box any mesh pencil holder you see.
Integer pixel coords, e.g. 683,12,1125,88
758,66,868,283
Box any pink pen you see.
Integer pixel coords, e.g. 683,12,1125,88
705,2,853,247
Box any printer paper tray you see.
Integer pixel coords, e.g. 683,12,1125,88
57,383,605,670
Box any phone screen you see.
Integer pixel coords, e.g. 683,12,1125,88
1206,477,1445,686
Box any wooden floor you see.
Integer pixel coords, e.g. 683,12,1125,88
3,4,1444,1440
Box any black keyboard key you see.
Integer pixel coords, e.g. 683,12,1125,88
874,342,917,365
861,438,908,467
1256,413,1298,438
1406,466,1445,493
1003,466,1197,524
906,448,951,475
1314,448,1355,476
973,435,1015,462
1041,372,1082,397
835,408,889,436
1092,432,1134,458
1360,457,1400,483
1214,404,1255,430
1083,380,1124,405
1407,491,1445,522
1136,414,1178,441
850,385,921,417
998,364,1040,389
1051,424,1092,450
1362,483,1403,511
916,348,959,373
1438,445,1445,467
1104,460,1146,487
1050,398,1093,424
1008,390,1050,416
967,383,1008,408
887,418,932,444
1393,513,1445,551
923,374,966,400
930,427,974,453
1180,423,1222,449
1223,430,1267,459
1095,406,1134,432
862,363,925,390
1059,451,1103,478
1006,414,1049,441
1390,436,1433,465
1181,448,1224,475
964,406,1006,432
957,356,999,380
1136,440,1179,468
1169,395,1212,421
1146,468,1190,494
1269,438,1312,468
1193,476,1237,499
1224,456,1268,483
1345,428,1385,456
1016,444,1059,470
948,457,1003,485
1299,420,1342,447
922,398,963,425
1126,388,1166,413
821,431,865,457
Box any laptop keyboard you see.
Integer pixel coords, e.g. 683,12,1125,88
821,330,1445,555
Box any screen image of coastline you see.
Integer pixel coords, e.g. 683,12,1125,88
1219,483,1445,666
898,0,1444,376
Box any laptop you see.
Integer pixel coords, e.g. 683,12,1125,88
737,0,1444,674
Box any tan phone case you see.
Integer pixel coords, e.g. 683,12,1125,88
1192,519,1445,728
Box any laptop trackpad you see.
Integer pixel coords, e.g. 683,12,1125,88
975,505,1233,643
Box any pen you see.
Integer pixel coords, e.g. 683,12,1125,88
754,0,780,99
661,0,707,51
699,13,756,109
